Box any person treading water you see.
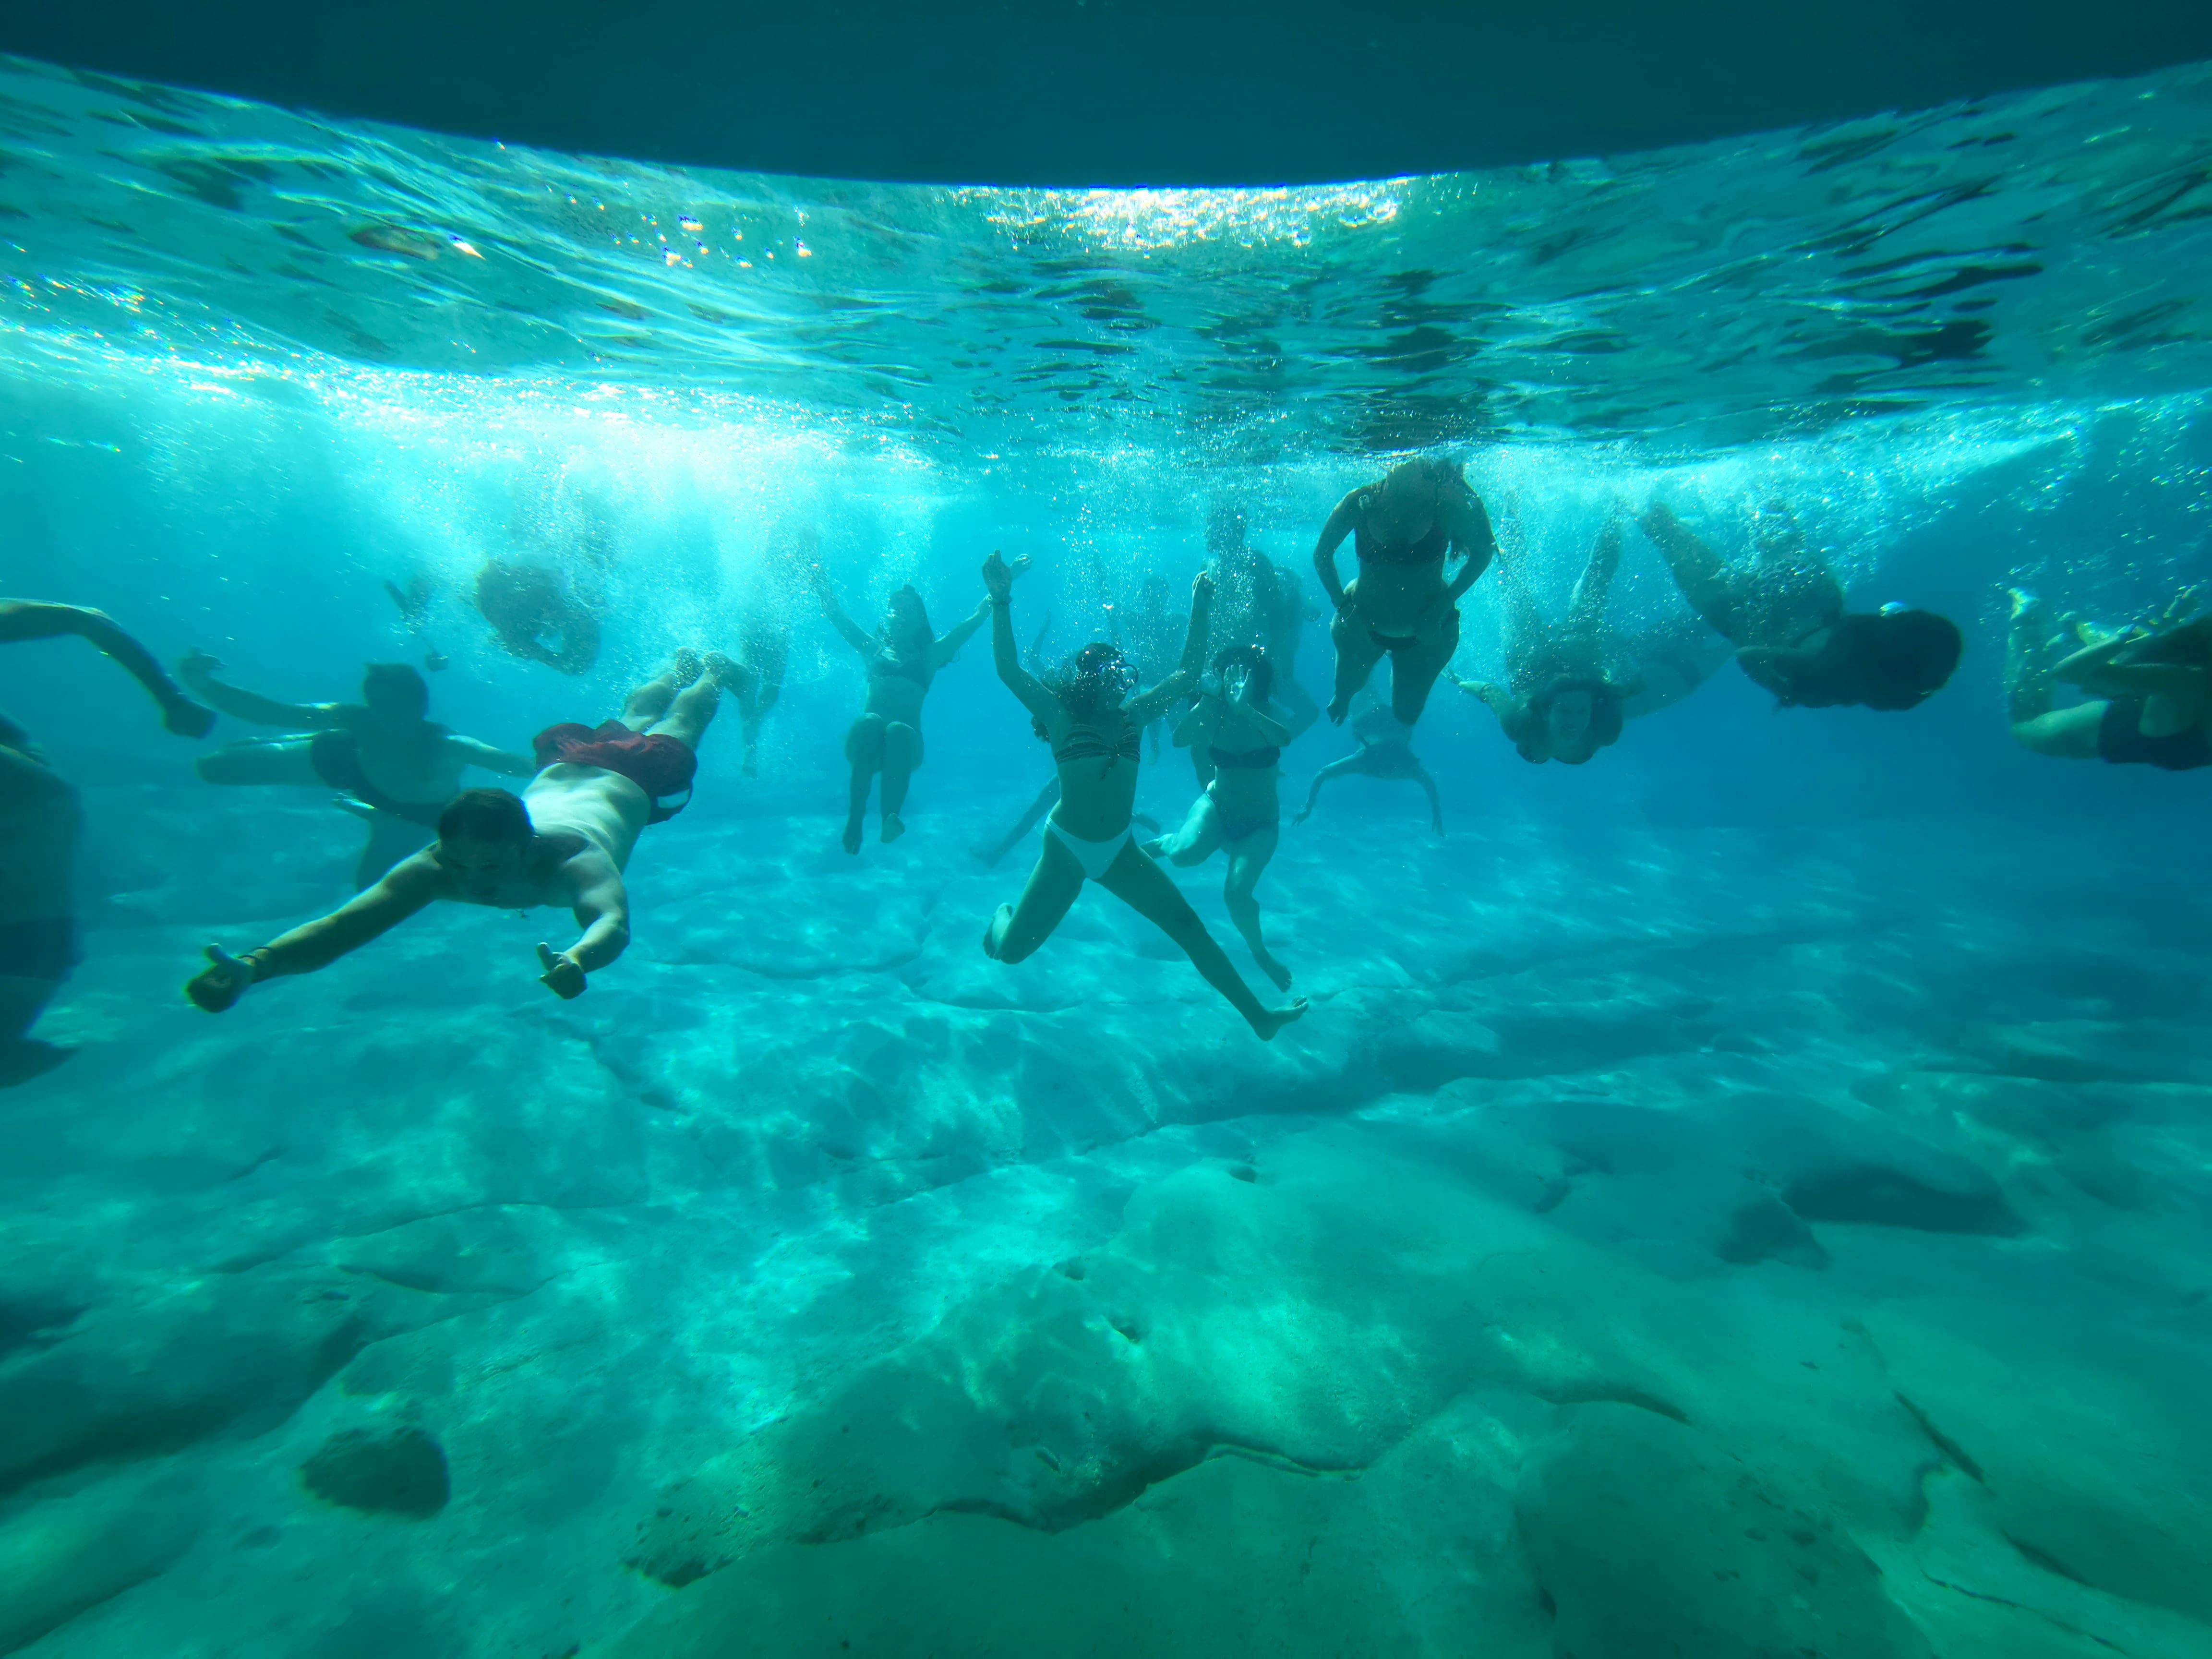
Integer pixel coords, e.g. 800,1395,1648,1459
180,652,536,888
1312,456,1499,728
183,653,730,1012
978,553,1306,1041
812,565,991,853
1143,643,1297,990
1638,500,1961,712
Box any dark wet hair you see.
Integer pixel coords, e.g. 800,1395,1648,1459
437,787,532,844
1855,609,1963,710
361,662,429,719
1052,642,1136,721
1212,642,1274,704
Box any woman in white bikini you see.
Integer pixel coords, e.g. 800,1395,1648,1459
978,553,1306,1041
1144,644,1296,991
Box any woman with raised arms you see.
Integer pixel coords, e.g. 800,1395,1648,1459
978,553,1307,1042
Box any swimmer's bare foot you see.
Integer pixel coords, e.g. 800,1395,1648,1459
842,815,864,855
983,902,1014,959
1250,998,1308,1041
880,812,905,843
1253,948,1293,992
671,647,705,687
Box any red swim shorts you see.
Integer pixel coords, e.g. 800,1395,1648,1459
532,721,697,820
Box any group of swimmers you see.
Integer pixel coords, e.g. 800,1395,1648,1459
5,454,2207,1070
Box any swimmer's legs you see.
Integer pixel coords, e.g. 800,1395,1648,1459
842,714,883,854
1144,793,1225,866
1223,824,1290,990
984,830,1085,962
1327,606,1387,725
878,721,921,842
975,778,1061,867
1565,523,1624,633
2005,589,2064,723
1385,609,1460,726
1095,840,1304,1040
643,660,725,749
0,600,212,736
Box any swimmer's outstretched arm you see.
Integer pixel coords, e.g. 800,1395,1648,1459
535,851,629,998
1311,490,1362,613
983,552,1050,716
1293,755,1360,823
177,649,340,729
930,599,993,669
446,734,539,777
184,854,445,1011
1127,573,1216,723
1454,675,1516,732
0,600,212,735
809,568,878,657
1170,697,1215,749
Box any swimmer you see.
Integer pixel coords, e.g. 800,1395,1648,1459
1455,517,1728,764
979,552,1305,1041
733,524,810,776
476,559,601,675
184,654,730,1012
2005,587,2212,769
1639,501,1961,711
180,652,535,888
1296,705,1444,836
1,601,210,1081
1313,457,1499,727
0,599,214,736
813,565,992,853
1143,644,1296,989
1203,500,1321,749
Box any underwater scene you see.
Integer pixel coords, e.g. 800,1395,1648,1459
4,42,2212,1659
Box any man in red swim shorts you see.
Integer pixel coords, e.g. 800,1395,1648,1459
185,653,731,1010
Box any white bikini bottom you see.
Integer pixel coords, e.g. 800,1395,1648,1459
1045,816,1132,881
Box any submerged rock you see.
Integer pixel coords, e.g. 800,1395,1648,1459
299,1427,450,1519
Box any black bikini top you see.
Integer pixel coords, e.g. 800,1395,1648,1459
1354,508,1451,569
868,651,930,686
1054,723,1144,767
1209,744,1281,770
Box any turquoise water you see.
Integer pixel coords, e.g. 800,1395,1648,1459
3,47,2212,1659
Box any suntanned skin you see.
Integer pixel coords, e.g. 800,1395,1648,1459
1147,668,1296,989
185,658,725,1012
2007,588,2212,758
1637,502,1853,702
1312,460,1498,727
1296,707,1444,836
180,650,536,887
979,552,1306,1042
0,600,214,736
813,566,991,852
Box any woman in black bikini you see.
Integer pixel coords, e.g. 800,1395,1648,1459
813,568,991,853
180,653,535,887
980,553,1305,1042
1312,456,1499,728
2006,587,2212,771
1145,645,1296,990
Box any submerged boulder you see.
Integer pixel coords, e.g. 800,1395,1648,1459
299,1427,450,1519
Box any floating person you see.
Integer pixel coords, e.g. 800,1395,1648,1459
384,575,449,672
0,598,215,736
2004,587,2212,769
1204,500,1321,745
978,552,1306,1041
180,652,536,887
732,525,811,777
1295,704,1444,837
812,566,992,853
184,654,730,1014
1638,500,1961,711
475,559,601,675
1143,644,1296,990
1,600,212,1082
1313,456,1500,727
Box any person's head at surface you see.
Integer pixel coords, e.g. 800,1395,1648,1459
1370,457,1461,546
1213,642,1273,705
434,787,534,900
1055,642,1138,721
882,585,933,657
361,663,429,729
1851,608,1964,710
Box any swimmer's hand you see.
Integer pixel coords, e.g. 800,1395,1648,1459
177,648,224,685
536,942,587,1000
981,550,1033,600
186,944,255,1013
